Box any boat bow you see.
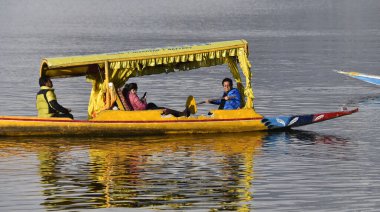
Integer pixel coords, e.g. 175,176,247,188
262,108,359,130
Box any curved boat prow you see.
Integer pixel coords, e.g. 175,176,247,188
262,108,359,130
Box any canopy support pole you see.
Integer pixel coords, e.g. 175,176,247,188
105,61,110,109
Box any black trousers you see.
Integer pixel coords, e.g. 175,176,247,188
147,103,165,110
53,113,74,119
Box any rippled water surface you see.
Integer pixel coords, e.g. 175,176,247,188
1,0,380,211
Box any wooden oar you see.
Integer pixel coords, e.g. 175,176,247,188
186,96,235,114
197,98,222,105
198,95,236,105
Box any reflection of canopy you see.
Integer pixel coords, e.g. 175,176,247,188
88,133,264,209
39,40,254,118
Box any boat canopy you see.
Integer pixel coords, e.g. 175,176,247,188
39,39,254,118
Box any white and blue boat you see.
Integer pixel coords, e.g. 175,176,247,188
336,70,380,86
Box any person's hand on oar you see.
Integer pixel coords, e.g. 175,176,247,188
202,96,236,104
197,97,226,105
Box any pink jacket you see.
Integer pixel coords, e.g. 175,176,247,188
128,92,147,110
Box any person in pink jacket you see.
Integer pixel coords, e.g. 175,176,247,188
122,83,189,117
127,84,148,110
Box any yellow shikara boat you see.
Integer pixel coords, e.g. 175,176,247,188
0,40,357,136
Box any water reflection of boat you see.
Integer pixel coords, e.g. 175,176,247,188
0,133,266,210
0,131,349,210
0,40,357,136
335,70,380,86
263,130,349,146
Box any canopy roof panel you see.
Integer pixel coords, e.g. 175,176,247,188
40,39,249,78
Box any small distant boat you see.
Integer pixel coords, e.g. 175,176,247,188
335,70,380,86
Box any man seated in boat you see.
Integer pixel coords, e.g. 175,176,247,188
206,78,242,110
36,76,74,119
122,83,190,117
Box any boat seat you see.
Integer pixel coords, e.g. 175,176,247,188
116,88,132,111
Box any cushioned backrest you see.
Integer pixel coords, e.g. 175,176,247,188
116,88,132,111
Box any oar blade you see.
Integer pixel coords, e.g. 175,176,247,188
186,95,197,114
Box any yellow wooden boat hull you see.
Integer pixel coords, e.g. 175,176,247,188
0,108,358,137
0,109,268,136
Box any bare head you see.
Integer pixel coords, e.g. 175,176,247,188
222,78,233,93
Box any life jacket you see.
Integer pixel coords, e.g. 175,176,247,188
36,86,57,117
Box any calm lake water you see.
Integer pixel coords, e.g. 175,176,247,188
1,0,380,211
